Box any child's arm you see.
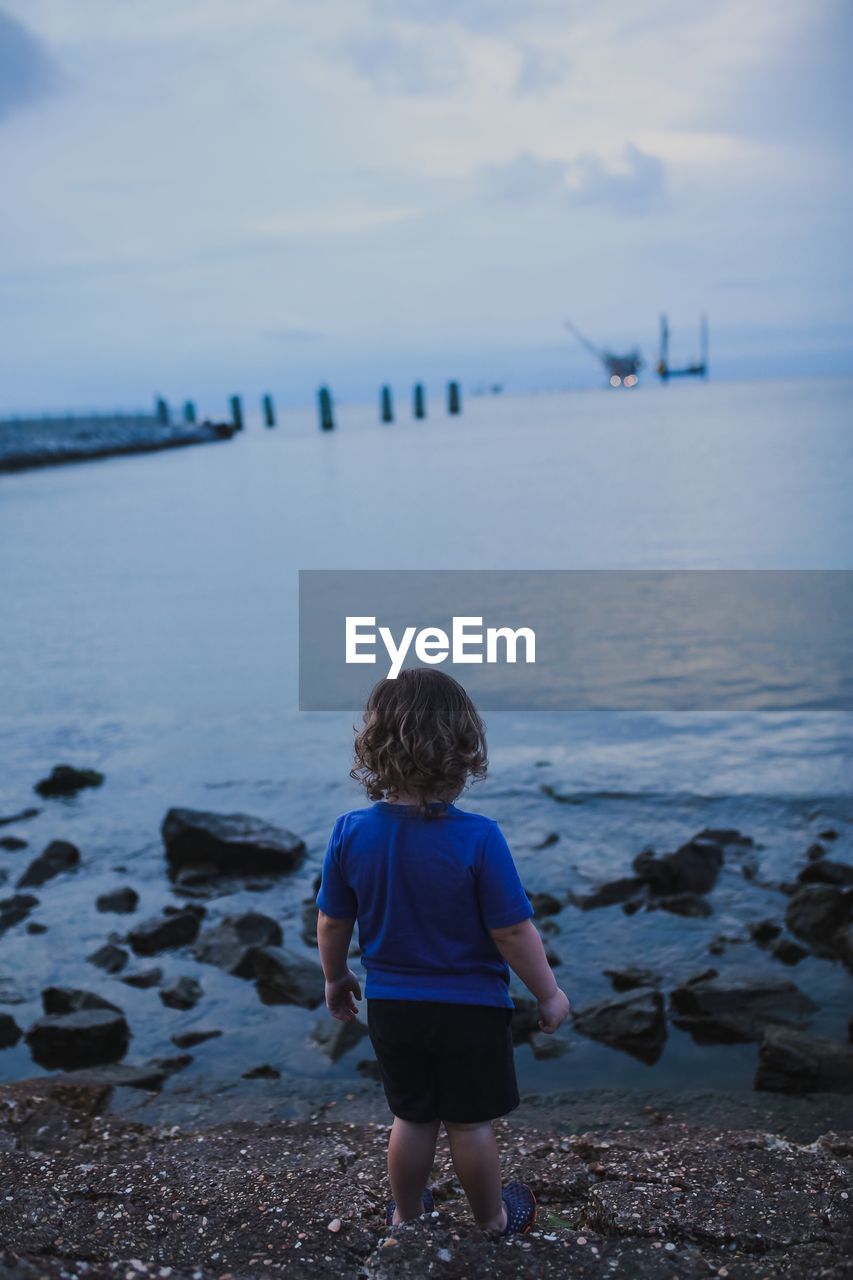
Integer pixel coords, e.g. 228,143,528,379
490,919,571,1033
317,911,362,1023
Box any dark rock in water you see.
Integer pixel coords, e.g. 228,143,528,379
357,1058,382,1081
785,885,852,956
797,859,853,888
749,919,782,946
806,841,827,861
121,967,163,989
670,972,817,1044
510,996,541,1044
755,1027,853,1094
539,918,560,936
301,900,319,946
65,1062,169,1090
0,836,27,851
171,1028,222,1049
0,894,39,936
573,988,666,1064
771,937,809,966
310,1017,368,1062
127,910,202,955
34,765,104,797
603,966,661,992
252,946,325,1008
647,892,712,918
16,840,80,888
544,946,561,967
96,886,139,914
159,976,203,1010
531,831,559,849
0,806,40,826
633,836,723,896
193,911,282,977
147,1053,193,1074
42,987,122,1016
527,890,562,918
569,876,646,910
26,1008,130,1069
243,1063,281,1079
0,1013,22,1048
86,943,129,974
833,922,853,970
817,828,838,842
162,808,306,877
528,1030,567,1060
164,902,206,920
694,827,753,847
26,921,47,934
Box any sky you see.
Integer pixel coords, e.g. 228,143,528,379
0,0,851,412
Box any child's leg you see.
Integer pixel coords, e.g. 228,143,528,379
443,1120,506,1232
387,1117,441,1224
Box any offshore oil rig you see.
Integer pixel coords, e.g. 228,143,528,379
566,315,709,387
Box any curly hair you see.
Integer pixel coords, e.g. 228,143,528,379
351,668,488,815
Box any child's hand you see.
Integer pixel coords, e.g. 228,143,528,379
325,970,362,1022
538,986,571,1034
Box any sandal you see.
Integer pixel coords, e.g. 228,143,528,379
501,1181,536,1234
385,1187,435,1226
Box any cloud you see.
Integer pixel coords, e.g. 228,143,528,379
480,145,667,216
372,0,562,33
0,9,60,124
251,205,417,239
515,45,567,94
340,29,465,94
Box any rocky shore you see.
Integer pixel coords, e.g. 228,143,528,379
0,416,235,473
0,1076,850,1279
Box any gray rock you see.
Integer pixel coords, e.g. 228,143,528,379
748,919,782,946
797,859,853,888
34,765,104,797
121,967,162,989
252,946,325,1008
785,885,852,955
0,894,39,937
171,1028,222,1049
243,1063,281,1079
0,836,27,851
16,841,80,889
694,827,753,847
127,910,201,955
41,988,122,1016
633,836,724,895
770,936,809,966
310,1018,368,1062
0,1014,22,1048
96,886,139,913
86,943,129,973
755,1026,853,1094
159,976,203,1010
527,890,562,918
192,910,282,977
528,1030,567,1060
300,900,319,947
25,1008,130,1069
647,892,712,918
670,973,817,1043
603,966,661,992
162,808,306,876
0,806,40,826
573,988,667,1064
569,876,646,910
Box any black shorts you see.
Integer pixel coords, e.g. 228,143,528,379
367,998,519,1124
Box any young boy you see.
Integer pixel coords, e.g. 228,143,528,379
316,668,571,1235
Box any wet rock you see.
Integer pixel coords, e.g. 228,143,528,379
569,876,646,910
95,886,139,913
510,996,541,1044
749,919,782,946
527,890,562,918
603,966,661,992
0,1014,22,1048
0,894,39,936
0,806,40,826
770,937,809,965
797,859,853,887
65,1062,169,1090
817,828,838,841
531,831,559,849
785,885,852,956
121,966,163,988
695,827,753,847
833,922,853,969
301,900,319,946
127,909,202,955
25,921,47,934
162,807,306,877
171,1028,222,1049
310,1018,369,1062
647,892,712,918
806,841,827,861
147,1053,193,1074
633,836,724,895
34,765,104,797
16,840,80,888
755,1026,853,1094
573,988,667,1064
670,973,816,1044
528,1030,567,1059
159,976,203,1010
86,943,129,973
243,1063,281,1079
25,1008,130,1069
708,933,746,956
41,988,121,1016
192,910,282,977
252,945,325,1008
0,836,27,851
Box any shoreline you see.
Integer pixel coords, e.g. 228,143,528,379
0,1075,850,1278
0,419,236,474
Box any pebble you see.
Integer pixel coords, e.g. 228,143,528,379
327,1218,341,1233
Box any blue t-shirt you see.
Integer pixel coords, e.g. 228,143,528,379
316,801,533,1008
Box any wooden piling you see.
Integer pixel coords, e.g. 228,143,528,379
262,394,276,428
155,396,170,425
381,385,394,423
230,395,244,432
447,381,461,415
183,401,197,424
413,383,426,419
318,386,335,431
